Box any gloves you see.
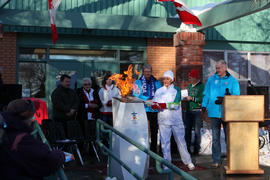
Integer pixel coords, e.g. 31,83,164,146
167,102,180,110
107,100,112,107
64,152,75,163
215,97,224,105
202,107,206,113
151,102,167,110
151,102,180,110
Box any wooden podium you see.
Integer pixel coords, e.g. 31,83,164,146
223,95,264,174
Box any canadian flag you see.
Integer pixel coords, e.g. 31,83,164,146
48,0,62,44
158,0,202,26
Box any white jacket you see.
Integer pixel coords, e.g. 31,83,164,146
99,85,120,113
153,84,184,126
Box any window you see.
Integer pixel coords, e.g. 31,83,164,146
120,64,143,80
203,51,249,81
18,62,46,98
19,48,46,60
119,51,144,79
203,51,224,82
250,53,270,86
120,51,144,62
49,49,116,61
227,52,248,80
203,50,270,100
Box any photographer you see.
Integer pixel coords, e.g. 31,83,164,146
0,99,65,180
201,60,240,168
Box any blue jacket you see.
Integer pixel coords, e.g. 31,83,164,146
133,77,162,112
202,72,240,118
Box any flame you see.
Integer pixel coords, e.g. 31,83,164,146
110,65,140,97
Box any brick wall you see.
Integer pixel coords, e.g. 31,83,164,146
147,38,175,81
174,32,205,89
0,32,17,84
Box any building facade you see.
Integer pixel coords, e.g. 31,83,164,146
0,0,269,114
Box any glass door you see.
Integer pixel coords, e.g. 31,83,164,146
47,60,85,115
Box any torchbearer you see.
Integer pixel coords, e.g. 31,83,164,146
151,70,195,170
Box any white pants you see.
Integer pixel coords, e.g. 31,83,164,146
159,124,192,165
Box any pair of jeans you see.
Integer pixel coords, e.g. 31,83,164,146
146,112,158,153
184,111,202,154
210,117,227,164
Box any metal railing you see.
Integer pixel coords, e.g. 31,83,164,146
96,119,197,180
32,121,68,180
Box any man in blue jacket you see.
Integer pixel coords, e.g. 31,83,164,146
133,64,162,153
202,60,240,168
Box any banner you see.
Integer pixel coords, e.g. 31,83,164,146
48,0,61,44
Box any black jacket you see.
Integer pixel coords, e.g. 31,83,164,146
0,112,65,180
51,85,79,120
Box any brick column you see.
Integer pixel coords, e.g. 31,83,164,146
147,38,175,80
174,32,205,89
0,32,17,84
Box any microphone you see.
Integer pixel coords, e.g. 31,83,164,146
247,80,253,87
247,80,258,95
225,88,231,95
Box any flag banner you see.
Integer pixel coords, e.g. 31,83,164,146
48,0,61,44
158,0,202,26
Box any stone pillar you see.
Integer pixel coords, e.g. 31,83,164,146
174,32,205,89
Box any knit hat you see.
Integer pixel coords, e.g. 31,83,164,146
189,69,199,79
163,70,174,81
7,99,36,115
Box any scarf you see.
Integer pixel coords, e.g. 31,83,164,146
104,84,115,91
140,75,157,100
82,89,96,119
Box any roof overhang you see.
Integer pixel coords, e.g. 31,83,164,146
197,0,270,31
0,9,180,33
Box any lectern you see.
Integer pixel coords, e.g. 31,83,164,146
223,95,264,174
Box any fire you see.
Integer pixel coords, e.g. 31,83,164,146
110,65,140,97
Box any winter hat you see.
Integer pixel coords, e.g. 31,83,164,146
163,70,174,81
189,69,199,79
7,99,36,116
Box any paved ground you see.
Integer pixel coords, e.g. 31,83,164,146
63,150,270,180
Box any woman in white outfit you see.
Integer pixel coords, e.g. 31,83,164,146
98,74,121,126
151,70,195,170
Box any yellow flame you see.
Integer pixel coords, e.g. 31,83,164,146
110,65,140,97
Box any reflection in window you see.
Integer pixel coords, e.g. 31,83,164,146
120,51,143,61
89,70,112,89
203,51,224,82
250,53,270,86
19,48,46,60
49,49,116,61
18,62,46,98
120,64,143,80
228,52,248,80
55,71,77,90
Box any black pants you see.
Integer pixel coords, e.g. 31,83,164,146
54,118,72,137
147,112,158,153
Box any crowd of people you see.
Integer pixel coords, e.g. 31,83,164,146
0,59,240,179
133,61,240,170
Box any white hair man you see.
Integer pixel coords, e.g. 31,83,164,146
202,60,240,168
